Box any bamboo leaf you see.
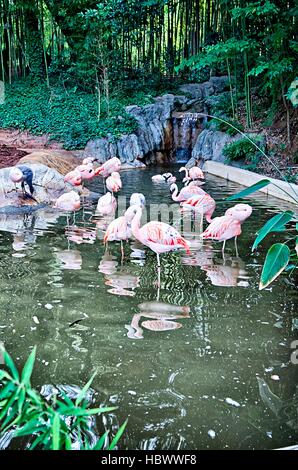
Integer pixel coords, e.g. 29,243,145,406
3,349,19,380
75,370,97,406
61,406,117,417
226,179,271,201
259,243,290,290
92,430,109,450
252,211,294,251
65,432,73,450
20,347,36,386
108,419,128,450
52,413,60,450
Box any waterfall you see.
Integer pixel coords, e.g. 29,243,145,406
172,112,202,163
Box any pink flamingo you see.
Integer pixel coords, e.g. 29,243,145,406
82,157,98,166
64,169,82,187
130,193,146,207
131,206,190,286
96,192,117,216
180,193,216,223
75,163,95,182
106,172,122,194
94,157,121,178
179,165,204,184
54,191,81,212
151,172,176,183
152,174,165,182
201,203,253,255
104,206,137,258
162,173,176,184
170,183,206,202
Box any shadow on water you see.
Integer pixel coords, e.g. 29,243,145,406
0,166,297,449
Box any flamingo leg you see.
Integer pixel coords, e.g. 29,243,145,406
222,240,226,256
157,252,161,268
157,264,161,289
234,236,239,257
121,240,124,263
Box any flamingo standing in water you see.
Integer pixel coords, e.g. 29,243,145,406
130,206,190,287
201,203,253,255
54,191,81,211
106,172,122,194
152,172,176,183
170,183,206,202
96,192,117,216
104,205,137,258
181,193,216,224
179,165,204,185
162,173,176,184
94,157,121,178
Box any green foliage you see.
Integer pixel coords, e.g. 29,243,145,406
176,39,257,72
223,137,263,163
252,211,294,251
259,243,291,290
0,80,139,149
287,78,298,108
226,179,271,201
0,347,127,450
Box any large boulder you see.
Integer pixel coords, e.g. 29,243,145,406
18,151,81,175
189,129,241,165
0,163,75,211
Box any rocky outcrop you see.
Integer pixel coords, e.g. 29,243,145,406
188,129,241,166
18,151,81,175
84,76,230,166
0,163,76,211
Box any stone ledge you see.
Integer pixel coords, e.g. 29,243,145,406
203,161,298,204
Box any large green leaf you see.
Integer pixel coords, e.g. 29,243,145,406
259,243,290,290
226,179,271,201
252,210,294,251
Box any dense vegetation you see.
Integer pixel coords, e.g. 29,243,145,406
0,1,297,148
0,347,127,450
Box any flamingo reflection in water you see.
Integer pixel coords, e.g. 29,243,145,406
126,302,190,339
104,271,140,297
56,249,83,270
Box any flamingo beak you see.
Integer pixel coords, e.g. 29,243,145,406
178,237,191,255
94,167,103,176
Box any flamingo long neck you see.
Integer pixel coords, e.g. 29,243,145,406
171,184,179,201
131,206,143,240
182,167,189,179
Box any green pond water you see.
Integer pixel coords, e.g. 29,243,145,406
0,165,297,450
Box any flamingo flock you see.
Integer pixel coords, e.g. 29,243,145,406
55,157,252,276
9,156,252,289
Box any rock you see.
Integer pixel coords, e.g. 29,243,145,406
85,76,231,167
0,163,76,211
84,137,119,163
190,129,242,165
19,151,80,176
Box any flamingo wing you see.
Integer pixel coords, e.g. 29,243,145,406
141,222,190,252
201,216,241,241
